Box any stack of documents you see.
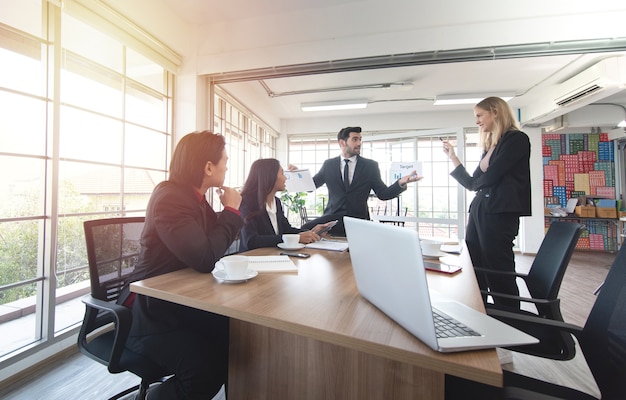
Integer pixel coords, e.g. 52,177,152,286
248,256,298,272
305,239,349,252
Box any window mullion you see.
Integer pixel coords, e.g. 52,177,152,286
40,0,62,341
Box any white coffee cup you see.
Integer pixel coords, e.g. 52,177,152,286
282,234,300,247
220,255,249,279
420,240,442,256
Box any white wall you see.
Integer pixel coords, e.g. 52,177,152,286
524,127,548,253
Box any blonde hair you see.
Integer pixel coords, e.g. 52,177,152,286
475,97,520,153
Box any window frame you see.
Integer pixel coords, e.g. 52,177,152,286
0,0,176,366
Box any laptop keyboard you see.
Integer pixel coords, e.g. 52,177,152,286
432,308,480,338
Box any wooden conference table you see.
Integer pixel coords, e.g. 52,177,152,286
130,243,502,399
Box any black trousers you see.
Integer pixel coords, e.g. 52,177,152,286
465,198,521,309
126,303,229,400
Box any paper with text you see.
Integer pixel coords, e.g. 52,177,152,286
285,169,316,192
390,161,422,181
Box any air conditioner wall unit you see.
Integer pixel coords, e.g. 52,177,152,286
554,56,626,107
521,56,626,126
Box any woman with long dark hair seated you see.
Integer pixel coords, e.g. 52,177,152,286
239,158,332,251
121,131,242,399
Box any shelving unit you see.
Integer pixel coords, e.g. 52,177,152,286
545,216,619,252
542,132,619,253
620,217,626,248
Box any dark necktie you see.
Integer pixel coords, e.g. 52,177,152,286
343,159,350,190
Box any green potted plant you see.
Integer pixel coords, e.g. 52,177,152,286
280,190,307,217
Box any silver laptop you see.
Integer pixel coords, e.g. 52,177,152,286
344,217,538,353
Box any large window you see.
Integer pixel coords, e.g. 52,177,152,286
0,0,175,363
212,92,277,208
287,129,481,239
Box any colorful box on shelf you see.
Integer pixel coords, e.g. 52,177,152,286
575,206,596,218
595,199,616,207
596,207,617,219
594,199,617,219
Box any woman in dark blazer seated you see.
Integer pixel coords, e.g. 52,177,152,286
443,97,531,310
121,131,242,399
239,158,332,251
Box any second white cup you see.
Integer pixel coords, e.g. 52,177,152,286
282,234,300,247
420,240,442,256
220,255,249,279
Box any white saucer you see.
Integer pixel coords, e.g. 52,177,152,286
277,243,305,250
212,268,258,283
422,252,447,259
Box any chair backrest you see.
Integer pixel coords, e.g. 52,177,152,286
83,217,145,302
580,242,626,399
525,221,584,300
298,205,309,225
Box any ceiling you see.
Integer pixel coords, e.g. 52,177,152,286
216,52,626,123
160,0,626,127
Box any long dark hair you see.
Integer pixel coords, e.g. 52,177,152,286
240,158,281,221
169,131,225,188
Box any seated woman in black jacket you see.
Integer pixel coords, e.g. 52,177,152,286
239,158,331,251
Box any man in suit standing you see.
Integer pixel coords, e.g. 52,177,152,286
302,126,421,235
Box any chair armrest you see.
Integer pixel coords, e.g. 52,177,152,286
473,267,528,279
82,295,131,320
480,290,559,306
487,308,583,339
80,294,133,370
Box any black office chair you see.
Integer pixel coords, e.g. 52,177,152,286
298,204,321,227
446,242,626,400
298,204,310,226
477,221,584,360
495,238,626,400
78,217,169,400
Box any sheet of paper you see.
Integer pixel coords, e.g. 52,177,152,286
305,240,349,252
390,161,422,181
284,169,316,192
247,255,298,272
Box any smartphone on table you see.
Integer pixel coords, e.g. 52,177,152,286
423,261,462,274
280,252,311,258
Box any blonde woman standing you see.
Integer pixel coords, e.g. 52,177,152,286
443,97,531,310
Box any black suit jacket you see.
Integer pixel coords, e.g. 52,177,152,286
451,129,531,216
313,155,405,220
239,196,301,251
126,180,242,335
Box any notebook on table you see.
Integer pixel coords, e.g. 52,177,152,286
344,217,538,353
247,255,297,272
305,239,349,252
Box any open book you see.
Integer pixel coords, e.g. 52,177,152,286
247,255,298,272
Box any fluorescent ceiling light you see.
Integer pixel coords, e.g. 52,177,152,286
301,99,368,112
618,120,626,128
434,94,514,106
